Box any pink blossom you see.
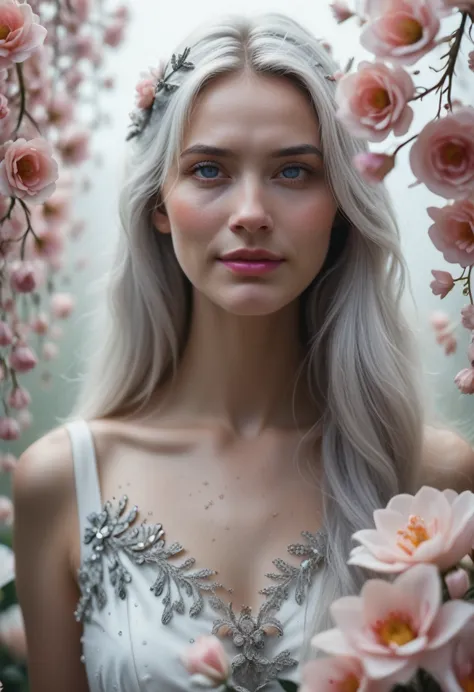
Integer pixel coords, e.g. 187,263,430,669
348,486,474,573
0,453,17,472
42,341,58,360
50,292,74,319
8,386,31,410
0,319,12,346
0,544,14,588
360,0,441,66
410,108,474,200
50,324,63,340
353,153,395,183
336,62,414,142
17,409,31,430
430,269,455,298
302,656,381,692
445,568,470,600
435,623,474,692
67,0,90,22
114,4,129,21
0,137,58,203
311,564,474,686
39,187,71,227
462,305,474,330
0,416,20,441
455,367,474,394
330,1,355,23
47,92,74,129
30,227,64,261
30,312,48,334
0,605,27,661
57,128,90,166
65,66,84,92
9,344,37,372
9,260,37,293
135,63,165,110
427,200,474,267
0,0,46,69
103,20,126,48
441,0,474,11
181,635,230,687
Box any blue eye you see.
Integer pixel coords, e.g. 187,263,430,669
193,163,220,179
280,166,304,179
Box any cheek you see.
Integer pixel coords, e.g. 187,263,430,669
291,194,336,256
167,189,223,241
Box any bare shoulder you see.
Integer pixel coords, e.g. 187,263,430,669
420,424,474,493
13,425,76,510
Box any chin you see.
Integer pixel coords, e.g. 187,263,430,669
212,285,298,317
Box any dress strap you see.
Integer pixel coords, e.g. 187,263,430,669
65,419,102,561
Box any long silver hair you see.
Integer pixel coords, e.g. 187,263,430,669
71,12,425,643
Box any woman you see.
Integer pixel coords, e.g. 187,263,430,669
12,11,474,692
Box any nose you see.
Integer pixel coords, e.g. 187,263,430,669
228,176,274,235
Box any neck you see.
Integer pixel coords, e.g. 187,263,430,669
157,292,316,434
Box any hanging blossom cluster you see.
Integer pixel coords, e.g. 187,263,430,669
329,0,474,395
0,0,130,451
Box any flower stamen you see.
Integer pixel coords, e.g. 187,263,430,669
396,514,430,555
373,612,416,647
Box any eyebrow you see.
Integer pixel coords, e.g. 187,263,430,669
180,144,324,160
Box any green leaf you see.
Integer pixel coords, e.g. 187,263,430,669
415,669,443,691
278,681,299,692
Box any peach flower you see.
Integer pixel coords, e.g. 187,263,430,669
0,544,14,589
348,486,474,573
50,292,74,319
311,564,474,686
427,200,474,267
9,344,37,372
353,153,395,183
7,386,31,410
302,656,382,692
360,0,441,66
455,368,474,394
336,62,414,141
461,304,474,330
0,0,46,69
0,320,12,346
0,137,58,203
9,260,38,293
410,108,474,200
430,269,455,298
181,635,230,687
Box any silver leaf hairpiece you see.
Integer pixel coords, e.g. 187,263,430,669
126,47,195,141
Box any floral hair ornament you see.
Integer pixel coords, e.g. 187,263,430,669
126,47,195,141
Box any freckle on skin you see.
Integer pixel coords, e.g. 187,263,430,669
219,494,224,500
203,481,209,486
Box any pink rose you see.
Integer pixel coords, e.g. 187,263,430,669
7,386,31,410
9,260,37,293
455,367,474,394
0,0,46,69
410,108,474,199
427,200,474,267
330,1,355,23
430,269,455,297
181,635,230,688
0,416,20,441
0,319,12,346
353,152,395,182
9,344,37,372
50,292,74,319
360,0,441,66
348,486,474,573
445,568,470,600
336,62,414,141
311,564,474,686
302,656,381,692
135,63,165,110
0,137,58,203
461,304,474,329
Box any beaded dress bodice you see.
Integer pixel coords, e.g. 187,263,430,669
67,420,326,692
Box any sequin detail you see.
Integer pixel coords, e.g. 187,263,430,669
75,496,221,623
76,496,327,692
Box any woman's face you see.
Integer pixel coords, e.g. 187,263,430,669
154,70,338,316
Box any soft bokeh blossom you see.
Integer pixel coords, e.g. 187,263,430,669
455,367,474,394
181,635,230,688
0,544,14,589
353,152,395,182
430,269,455,298
348,486,474,573
302,656,382,692
0,605,27,661
445,568,470,600
0,416,20,441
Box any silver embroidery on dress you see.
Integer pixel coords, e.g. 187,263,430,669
76,497,327,692
75,496,221,624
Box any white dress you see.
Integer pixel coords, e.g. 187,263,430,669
66,419,326,692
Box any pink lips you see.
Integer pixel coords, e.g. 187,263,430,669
218,248,284,276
